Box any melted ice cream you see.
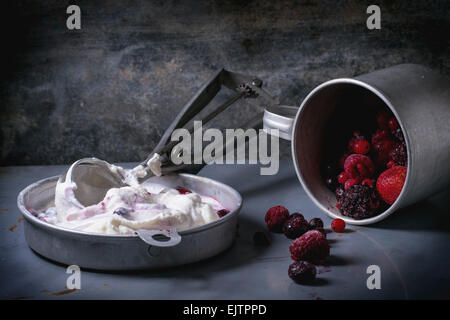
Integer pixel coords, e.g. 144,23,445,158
48,155,224,235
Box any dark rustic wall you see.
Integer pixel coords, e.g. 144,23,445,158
1,0,449,166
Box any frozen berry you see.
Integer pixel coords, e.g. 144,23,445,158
388,117,399,131
371,129,391,145
335,186,345,201
176,187,192,194
289,230,330,263
392,127,405,142
113,207,130,217
288,261,317,284
361,178,374,187
331,218,346,232
337,172,349,184
253,231,271,246
338,151,351,170
344,178,359,190
265,206,289,232
338,184,381,219
348,131,365,153
325,176,338,191
290,212,305,220
283,215,310,239
309,218,324,229
217,209,230,218
344,154,375,179
353,139,370,155
376,166,407,205
372,139,396,166
391,143,407,167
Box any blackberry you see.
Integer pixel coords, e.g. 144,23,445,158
338,184,381,220
113,207,130,217
288,261,317,284
392,127,405,142
282,215,310,239
217,209,230,218
309,218,324,230
391,143,407,166
325,176,338,191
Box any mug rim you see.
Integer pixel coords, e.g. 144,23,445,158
291,77,411,225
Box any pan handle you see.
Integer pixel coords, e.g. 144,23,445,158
136,229,181,247
263,105,298,141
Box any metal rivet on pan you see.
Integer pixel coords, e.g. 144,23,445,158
147,246,162,257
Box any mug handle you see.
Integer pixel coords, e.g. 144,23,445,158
263,105,299,140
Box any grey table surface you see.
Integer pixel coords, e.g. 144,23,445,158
1,161,449,300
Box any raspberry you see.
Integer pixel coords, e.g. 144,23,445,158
288,261,317,284
338,151,351,170
253,231,271,246
391,143,407,166
337,172,349,184
265,206,289,232
289,230,330,264
176,187,192,194
283,215,310,239
338,184,382,219
217,209,230,218
344,154,375,179
309,218,324,230
331,218,346,232
353,139,370,154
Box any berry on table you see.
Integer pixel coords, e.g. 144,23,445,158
283,215,310,239
331,218,346,232
309,218,324,230
265,205,290,232
288,261,317,284
289,230,330,264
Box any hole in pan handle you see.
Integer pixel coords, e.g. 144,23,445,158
136,229,182,247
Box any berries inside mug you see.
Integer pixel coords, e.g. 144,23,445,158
321,103,407,220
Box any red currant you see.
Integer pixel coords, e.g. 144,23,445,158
353,139,370,154
337,172,349,184
331,218,346,232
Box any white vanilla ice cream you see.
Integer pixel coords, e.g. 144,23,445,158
44,154,225,235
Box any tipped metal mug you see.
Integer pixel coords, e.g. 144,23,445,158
264,64,450,225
